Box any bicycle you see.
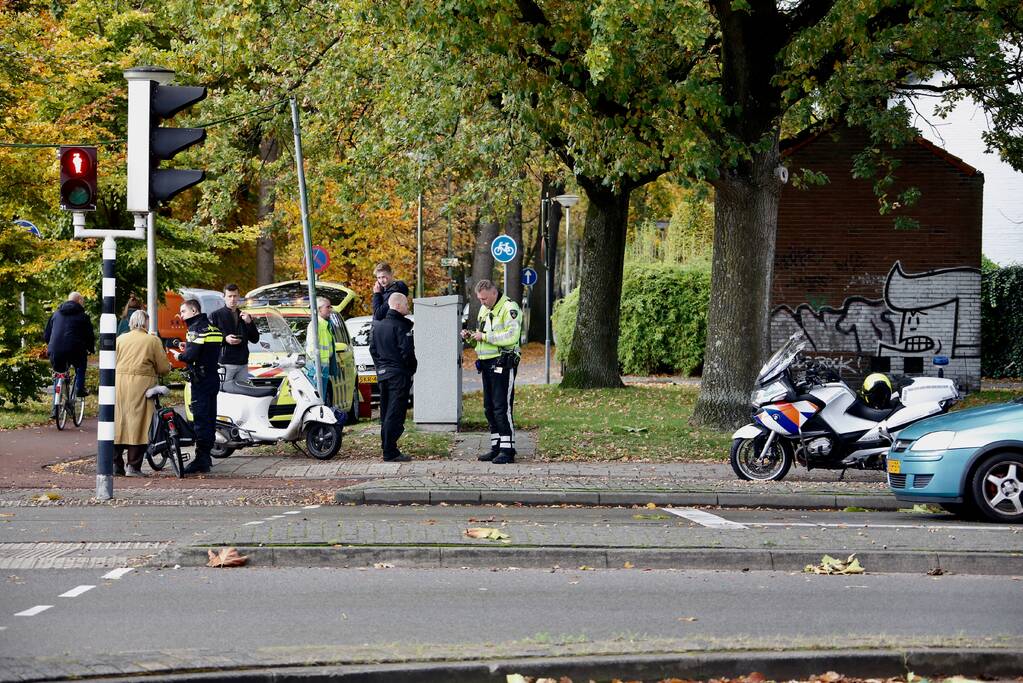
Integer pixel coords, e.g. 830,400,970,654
52,367,85,431
145,385,194,478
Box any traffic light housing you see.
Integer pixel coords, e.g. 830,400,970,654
126,69,207,213
58,146,98,211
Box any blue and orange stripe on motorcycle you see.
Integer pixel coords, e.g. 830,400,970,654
754,401,819,436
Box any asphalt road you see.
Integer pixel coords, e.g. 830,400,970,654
1,566,1021,668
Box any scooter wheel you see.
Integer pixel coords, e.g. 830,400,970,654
306,423,342,460
211,426,235,459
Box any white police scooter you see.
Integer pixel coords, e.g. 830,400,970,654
211,310,342,460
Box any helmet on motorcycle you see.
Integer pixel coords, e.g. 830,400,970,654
860,373,892,409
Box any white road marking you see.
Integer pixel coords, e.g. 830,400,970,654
750,522,1014,531
59,585,95,598
266,515,285,520
15,605,52,617
243,521,264,526
101,568,134,580
662,508,747,529
283,511,301,515
303,504,321,509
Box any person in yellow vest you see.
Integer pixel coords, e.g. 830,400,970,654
461,279,521,464
305,296,338,407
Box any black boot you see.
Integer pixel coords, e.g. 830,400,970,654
477,450,499,462
182,452,211,475
491,450,516,464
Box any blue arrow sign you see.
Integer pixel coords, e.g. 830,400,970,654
521,267,538,287
311,245,330,274
491,234,517,263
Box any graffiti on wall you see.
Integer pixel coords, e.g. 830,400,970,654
771,261,981,360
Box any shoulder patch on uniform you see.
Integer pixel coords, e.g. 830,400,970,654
510,309,518,319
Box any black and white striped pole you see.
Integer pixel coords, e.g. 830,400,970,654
96,236,117,500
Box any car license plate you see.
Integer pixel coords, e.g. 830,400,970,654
887,459,901,474
360,375,377,384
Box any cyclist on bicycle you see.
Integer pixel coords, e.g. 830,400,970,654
43,292,95,416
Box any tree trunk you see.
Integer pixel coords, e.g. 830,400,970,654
504,201,523,305
528,180,563,342
467,215,500,328
255,136,280,286
561,183,630,389
692,139,783,429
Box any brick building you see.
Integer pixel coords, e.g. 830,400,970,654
771,126,984,390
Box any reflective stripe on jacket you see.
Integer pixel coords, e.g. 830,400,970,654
306,316,333,365
475,295,521,360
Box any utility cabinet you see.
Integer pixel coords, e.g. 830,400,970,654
412,295,462,431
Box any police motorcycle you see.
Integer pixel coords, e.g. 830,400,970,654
730,332,960,481
211,310,343,460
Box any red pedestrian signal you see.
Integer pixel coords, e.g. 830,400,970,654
58,146,98,211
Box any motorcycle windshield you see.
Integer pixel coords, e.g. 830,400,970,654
757,333,807,383
259,309,304,357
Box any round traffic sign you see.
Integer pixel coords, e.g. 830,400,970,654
491,234,517,263
311,245,330,274
521,267,538,286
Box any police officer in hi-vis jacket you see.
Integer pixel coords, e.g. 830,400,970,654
462,279,521,464
176,299,223,475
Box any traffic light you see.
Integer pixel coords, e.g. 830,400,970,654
126,69,207,213
58,146,98,211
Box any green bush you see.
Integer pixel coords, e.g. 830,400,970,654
982,265,1023,378
553,262,711,375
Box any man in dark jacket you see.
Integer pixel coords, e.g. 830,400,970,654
370,262,410,321
43,292,95,412
175,299,223,475
209,284,259,383
369,292,416,462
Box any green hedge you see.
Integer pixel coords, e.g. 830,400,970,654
552,262,711,375
982,265,1023,378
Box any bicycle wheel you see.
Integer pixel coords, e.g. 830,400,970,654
55,377,68,431
69,371,85,427
170,435,185,478
146,448,168,471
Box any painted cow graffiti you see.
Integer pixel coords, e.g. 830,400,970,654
771,261,981,366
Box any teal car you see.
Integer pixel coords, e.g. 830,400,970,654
887,398,1023,523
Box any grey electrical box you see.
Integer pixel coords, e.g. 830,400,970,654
413,295,463,431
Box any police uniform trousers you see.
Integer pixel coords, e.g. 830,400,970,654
378,372,411,459
481,357,516,455
189,374,219,465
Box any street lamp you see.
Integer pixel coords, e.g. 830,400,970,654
555,194,580,295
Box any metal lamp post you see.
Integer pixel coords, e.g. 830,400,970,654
555,194,579,295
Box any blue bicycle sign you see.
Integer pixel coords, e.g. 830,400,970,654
491,235,517,263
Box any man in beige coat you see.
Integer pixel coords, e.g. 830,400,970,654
114,310,172,476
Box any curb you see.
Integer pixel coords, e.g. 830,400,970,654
35,648,1023,683
158,544,1023,575
335,488,899,510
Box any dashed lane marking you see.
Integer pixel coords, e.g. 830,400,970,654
243,521,264,526
662,508,748,529
101,568,134,580
750,521,1016,531
59,585,95,598
283,511,301,515
303,504,321,509
14,605,52,617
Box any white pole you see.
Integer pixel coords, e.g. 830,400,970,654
542,198,551,385
563,205,571,295
146,212,157,333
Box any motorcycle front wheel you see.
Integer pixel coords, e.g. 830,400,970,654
730,434,793,481
211,425,235,459
305,422,342,460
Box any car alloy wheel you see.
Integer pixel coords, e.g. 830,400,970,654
971,452,1023,523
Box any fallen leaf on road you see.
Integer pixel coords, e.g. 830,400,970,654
31,492,62,502
506,675,528,683
900,504,941,514
206,547,248,568
747,673,766,683
678,616,698,622
373,562,394,569
814,673,842,683
623,561,634,569
645,502,657,509
466,527,510,542
842,506,868,512
804,554,865,575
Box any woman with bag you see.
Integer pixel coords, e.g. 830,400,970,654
114,310,171,476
